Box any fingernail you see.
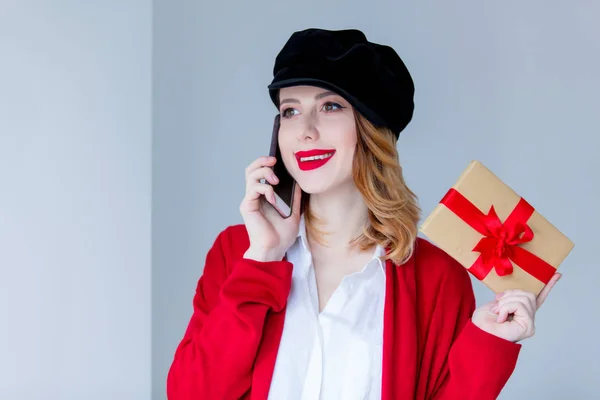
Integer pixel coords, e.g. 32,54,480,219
272,174,279,183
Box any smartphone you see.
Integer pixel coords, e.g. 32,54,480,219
267,114,296,218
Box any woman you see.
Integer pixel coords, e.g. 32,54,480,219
166,28,560,400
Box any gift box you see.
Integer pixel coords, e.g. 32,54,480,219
419,160,574,296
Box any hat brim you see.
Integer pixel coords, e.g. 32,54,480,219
267,78,387,127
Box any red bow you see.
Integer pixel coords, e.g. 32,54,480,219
440,189,555,284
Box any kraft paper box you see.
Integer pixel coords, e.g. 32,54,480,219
419,160,574,296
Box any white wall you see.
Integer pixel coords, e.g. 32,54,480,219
0,2,151,399
153,1,600,399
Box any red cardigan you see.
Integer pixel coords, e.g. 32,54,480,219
167,224,521,399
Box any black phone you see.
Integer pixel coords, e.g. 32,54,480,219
267,114,296,218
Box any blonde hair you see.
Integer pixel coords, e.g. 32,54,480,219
302,112,421,266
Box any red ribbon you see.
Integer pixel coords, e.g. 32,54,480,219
440,188,555,284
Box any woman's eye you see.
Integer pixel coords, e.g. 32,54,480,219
322,102,344,112
281,108,298,118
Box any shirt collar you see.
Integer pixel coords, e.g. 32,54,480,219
297,213,310,253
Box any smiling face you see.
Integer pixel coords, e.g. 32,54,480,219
277,85,358,195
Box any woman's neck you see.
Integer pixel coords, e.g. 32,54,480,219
307,184,369,251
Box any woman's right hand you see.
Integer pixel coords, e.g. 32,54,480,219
239,156,302,262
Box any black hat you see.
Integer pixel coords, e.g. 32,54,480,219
268,28,415,139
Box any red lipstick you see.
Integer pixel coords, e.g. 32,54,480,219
295,149,336,171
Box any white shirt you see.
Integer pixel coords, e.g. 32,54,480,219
268,216,387,400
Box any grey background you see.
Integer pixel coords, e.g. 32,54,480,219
153,1,599,399
1,1,151,399
1,0,598,399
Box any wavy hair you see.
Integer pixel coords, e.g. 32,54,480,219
302,112,421,266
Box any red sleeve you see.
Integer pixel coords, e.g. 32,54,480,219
429,262,521,400
166,227,293,400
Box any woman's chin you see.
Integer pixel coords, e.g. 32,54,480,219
295,180,331,195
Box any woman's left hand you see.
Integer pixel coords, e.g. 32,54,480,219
471,272,562,343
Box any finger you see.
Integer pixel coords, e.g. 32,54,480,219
245,156,276,179
485,300,501,314
537,272,561,309
243,182,276,204
497,289,536,302
496,301,532,323
495,290,535,314
247,166,279,186
498,289,537,307
496,295,536,317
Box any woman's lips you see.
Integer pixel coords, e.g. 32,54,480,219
295,149,336,171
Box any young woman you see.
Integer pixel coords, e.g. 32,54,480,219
166,28,560,400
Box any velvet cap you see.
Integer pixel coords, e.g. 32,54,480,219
268,28,415,138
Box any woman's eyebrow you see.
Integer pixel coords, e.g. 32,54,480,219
279,91,338,106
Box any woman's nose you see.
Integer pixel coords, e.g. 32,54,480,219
297,113,319,141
